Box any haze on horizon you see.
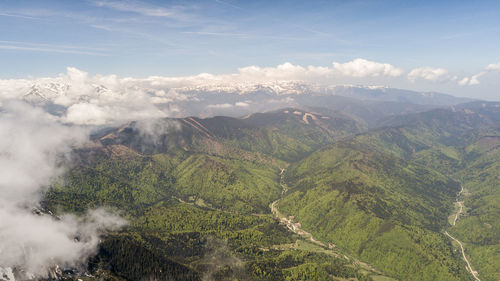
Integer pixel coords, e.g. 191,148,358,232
1,0,499,100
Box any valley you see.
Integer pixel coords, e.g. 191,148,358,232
2,2,500,281
271,168,327,248
270,169,392,280
444,232,480,281
450,186,464,226
4,97,499,281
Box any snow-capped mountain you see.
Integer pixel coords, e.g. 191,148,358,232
0,78,476,126
17,80,473,105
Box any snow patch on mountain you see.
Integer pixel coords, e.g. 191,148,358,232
0,68,474,125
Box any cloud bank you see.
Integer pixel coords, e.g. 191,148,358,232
0,59,406,125
1,58,498,125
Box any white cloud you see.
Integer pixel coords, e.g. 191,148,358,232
64,103,109,125
408,67,455,83
207,102,250,109
458,71,486,86
486,62,500,71
0,60,408,125
207,103,233,109
459,61,500,86
0,59,404,94
0,102,125,277
235,59,403,81
469,72,485,85
0,67,173,125
236,62,335,81
235,102,249,107
458,77,470,86
1,59,483,122
332,58,403,77
464,73,483,85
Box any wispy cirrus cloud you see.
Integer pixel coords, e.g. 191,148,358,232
0,40,108,51
0,41,109,56
214,0,245,11
0,12,40,19
92,0,194,21
181,31,249,38
213,0,349,44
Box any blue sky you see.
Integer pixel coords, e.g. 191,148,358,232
1,0,500,99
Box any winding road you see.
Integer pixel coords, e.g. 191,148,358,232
270,168,327,247
270,168,384,274
452,185,464,226
444,231,480,281
446,185,481,281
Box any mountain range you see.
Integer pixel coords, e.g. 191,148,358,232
1,85,498,281
18,81,474,123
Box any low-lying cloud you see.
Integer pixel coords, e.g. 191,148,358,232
207,102,250,109
0,67,173,126
408,67,457,83
0,102,125,278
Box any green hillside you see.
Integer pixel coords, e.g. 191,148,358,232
41,103,500,280
272,103,500,280
44,110,385,281
448,132,500,281
277,143,468,280
360,104,500,281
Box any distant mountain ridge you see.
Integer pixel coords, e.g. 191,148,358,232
15,80,476,123
165,82,474,106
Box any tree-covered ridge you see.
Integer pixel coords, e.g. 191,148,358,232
276,102,500,280
43,109,387,281
364,103,500,281
94,108,362,163
47,149,281,215
277,143,468,280
448,129,500,281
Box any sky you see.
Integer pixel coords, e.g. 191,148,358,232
1,0,500,100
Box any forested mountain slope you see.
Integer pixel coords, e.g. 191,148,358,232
277,102,500,280
277,143,467,280
38,102,500,281
43,109,387,281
